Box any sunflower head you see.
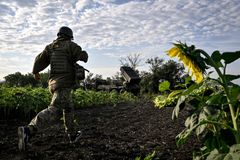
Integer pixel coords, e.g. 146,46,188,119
166,42,208,83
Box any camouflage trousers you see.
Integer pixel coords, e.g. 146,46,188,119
28,88,76,136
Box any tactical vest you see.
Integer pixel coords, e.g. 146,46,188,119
49,40,73,74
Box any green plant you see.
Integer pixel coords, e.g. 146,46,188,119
0,86,137,119
135,151,156,160
155,42,240,159
0,86,51,119
154,78,192,109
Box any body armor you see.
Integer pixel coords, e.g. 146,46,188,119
32,35,88,92
49,40,73,75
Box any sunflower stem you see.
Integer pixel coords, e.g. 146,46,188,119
196,49,240,143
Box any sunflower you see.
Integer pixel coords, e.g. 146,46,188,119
167,45,204,83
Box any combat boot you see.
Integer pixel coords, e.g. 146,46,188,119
18,126,30,151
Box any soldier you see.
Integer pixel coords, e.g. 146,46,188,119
18,26,88,151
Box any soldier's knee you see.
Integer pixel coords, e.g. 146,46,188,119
47,105,62,115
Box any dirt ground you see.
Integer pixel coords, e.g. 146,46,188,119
0,102,200,160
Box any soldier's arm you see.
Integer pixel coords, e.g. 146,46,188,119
70,42,88,63
32,45,50,74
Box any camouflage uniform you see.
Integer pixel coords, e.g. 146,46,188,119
29,37,88,137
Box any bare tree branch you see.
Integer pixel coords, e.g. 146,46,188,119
119,53,142,70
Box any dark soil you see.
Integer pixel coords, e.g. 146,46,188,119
0,102,201,160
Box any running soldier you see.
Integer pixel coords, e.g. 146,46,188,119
18,26,88,151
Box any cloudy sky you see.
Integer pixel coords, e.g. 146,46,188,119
0,0,240,81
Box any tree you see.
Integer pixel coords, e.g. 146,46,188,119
140,57,185,93
119,53,142,71
158,60,185,88
146,57,164,73
139,71,153,93
4,72,38,87
85,72,94,84
39,72,49,88
4,72,48,87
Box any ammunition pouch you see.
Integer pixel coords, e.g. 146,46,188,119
74,63,85,81
74,63,89,88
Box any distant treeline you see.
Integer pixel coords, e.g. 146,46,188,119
1,57,187,94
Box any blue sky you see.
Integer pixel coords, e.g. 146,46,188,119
0,0,239,82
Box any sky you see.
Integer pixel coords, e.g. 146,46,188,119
0,0,240,82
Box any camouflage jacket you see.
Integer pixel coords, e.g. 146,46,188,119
32,37,88,91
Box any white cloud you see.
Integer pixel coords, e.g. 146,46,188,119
89,66,119,78
0,0,239,81
0,54,34,80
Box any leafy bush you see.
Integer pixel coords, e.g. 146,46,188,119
0,87,137,119
73,89,136,107
0,87,51,119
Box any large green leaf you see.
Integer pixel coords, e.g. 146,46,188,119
211,51,222,63
223,144,240,160
182,83,200,95
206,149,225,160
204,136,220,153
229,86,240,100
168,90,183,98
176,118,199,146
224,153,240,160
185,113,198,128
184,76,192,85
215,61,224,68
172,95,186,120
229,144,240,153
176,128,190,146
206,94,222,105
196,113,207,136
222,51,240,64
206,144,240,160
159,80,170,92
224,74,240,83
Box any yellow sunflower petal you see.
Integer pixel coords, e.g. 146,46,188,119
195,72,203,83
186,60,194,72
166,44,204,84
167,47,181,58
181,55,190,67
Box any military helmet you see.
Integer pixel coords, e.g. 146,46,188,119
57,26,73,39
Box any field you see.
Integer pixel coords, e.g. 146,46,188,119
1,41,239,160
0,102,200,160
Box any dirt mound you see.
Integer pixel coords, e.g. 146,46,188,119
0,102,200,160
